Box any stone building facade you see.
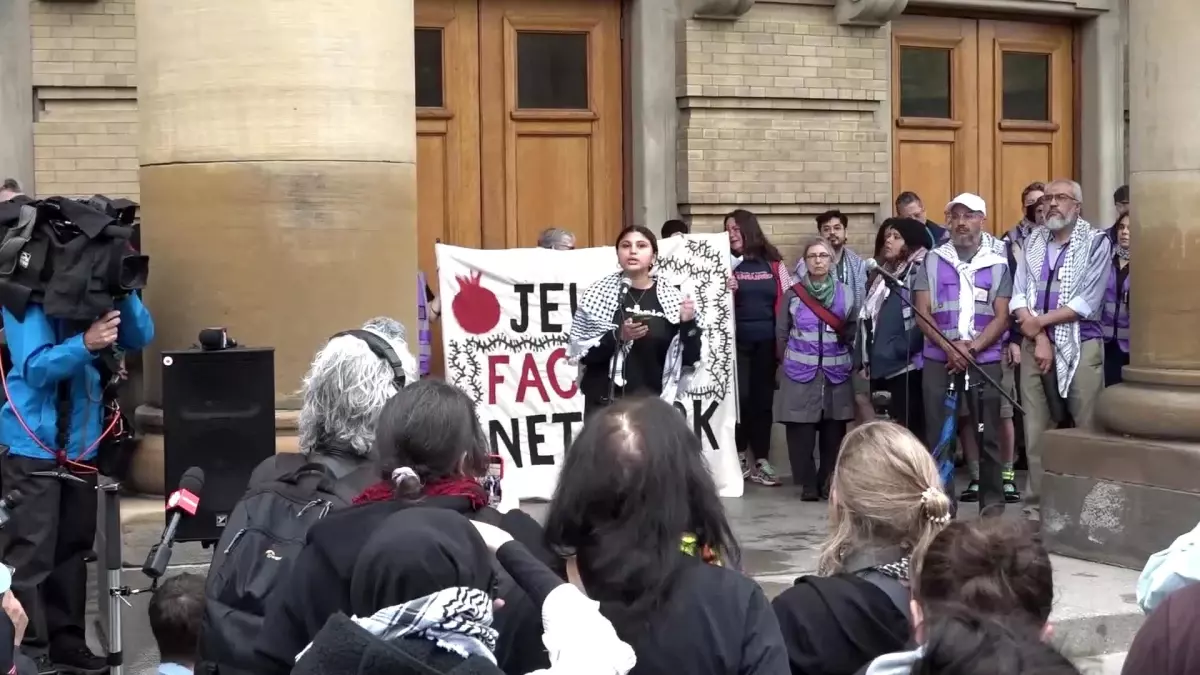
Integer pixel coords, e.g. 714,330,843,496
2,0,1128,261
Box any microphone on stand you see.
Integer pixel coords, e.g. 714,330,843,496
142,467,205,580
865,258,902,286
608,277,634,405
863,258,1022,415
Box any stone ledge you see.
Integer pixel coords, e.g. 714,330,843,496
1042,471,1200,570
1042,428,1200,495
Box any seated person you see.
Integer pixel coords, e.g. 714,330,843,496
150,573,206,675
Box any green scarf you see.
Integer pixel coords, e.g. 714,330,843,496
803,275,835,308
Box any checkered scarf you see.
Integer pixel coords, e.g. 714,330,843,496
295,587,498,664
568,271,696,401
1023,219,1097,396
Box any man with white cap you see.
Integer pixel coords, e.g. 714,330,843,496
912,193,1013,514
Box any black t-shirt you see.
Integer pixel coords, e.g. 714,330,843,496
733,258,777,343
620,284,673,395
579,281,703,402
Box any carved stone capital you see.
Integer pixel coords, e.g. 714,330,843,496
692,0,755,20
835,0,909,26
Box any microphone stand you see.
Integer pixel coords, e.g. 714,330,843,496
878,274,1023,415
607,282,632,405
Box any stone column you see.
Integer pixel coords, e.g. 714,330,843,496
130,0,417,493
1040,0,1200,568
0,0,34,191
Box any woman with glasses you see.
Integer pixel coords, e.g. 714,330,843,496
775,237,859,501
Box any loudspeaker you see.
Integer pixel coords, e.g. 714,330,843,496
162,346,275,543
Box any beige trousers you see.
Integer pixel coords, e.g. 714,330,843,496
1019,337,1104,503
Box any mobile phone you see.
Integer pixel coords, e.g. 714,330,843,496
481,455,503,507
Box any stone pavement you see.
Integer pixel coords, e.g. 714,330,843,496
89,482,1144,675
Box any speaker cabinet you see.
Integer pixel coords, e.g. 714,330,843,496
162,347,275,543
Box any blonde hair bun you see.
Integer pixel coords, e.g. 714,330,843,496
921,486,952,525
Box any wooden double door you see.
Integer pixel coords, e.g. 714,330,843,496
892,16,1074,232
415,0,623,373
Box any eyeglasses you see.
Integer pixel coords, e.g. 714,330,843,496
1039,194,1079,205
806,252,832,261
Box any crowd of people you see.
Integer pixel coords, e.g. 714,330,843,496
135,315,1097,675
724,180,1134,521
0,180,1179,675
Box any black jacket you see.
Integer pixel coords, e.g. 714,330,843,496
254,497,557,675
772,573,910,675
610,559,788,675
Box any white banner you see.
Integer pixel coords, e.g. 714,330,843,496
436,234,741,502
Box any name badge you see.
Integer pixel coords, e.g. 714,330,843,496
902,307,913,319
974,287,989,303
1124,290,1130,305
1057,265,1066,281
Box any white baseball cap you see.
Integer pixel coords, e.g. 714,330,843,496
946,193,987,216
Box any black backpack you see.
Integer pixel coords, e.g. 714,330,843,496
196,459,376,675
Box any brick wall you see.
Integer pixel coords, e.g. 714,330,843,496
676,2,890,263
29,0,139,199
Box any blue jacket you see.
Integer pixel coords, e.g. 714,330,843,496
1,295,155,460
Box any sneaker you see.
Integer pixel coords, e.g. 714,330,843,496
1004,479,1022,503
750,460,781,487
739,453,750,480
49,645,107,675
959,480,980,503
33,655,58,675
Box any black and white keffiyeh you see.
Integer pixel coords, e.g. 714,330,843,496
295,587,498,664
931,238,1007,341
1023,219,1098,396
567,271,702,401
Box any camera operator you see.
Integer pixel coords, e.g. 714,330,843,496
0,294,154,674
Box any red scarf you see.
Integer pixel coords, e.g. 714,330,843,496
352,476,489,510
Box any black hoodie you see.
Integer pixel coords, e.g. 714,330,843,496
772,573,910,675
254,496,556,675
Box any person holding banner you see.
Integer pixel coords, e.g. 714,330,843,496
775,237,859,502
568,225,703,417
725,209,791,487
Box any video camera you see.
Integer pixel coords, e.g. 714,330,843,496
0,194,148,322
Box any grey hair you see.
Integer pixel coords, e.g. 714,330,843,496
1048,179,1083,203
537,227,575,250
0,179,21,193
296,317,419,458
802,236,833,258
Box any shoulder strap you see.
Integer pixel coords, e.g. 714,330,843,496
790,283,845,333
328,464,378,504
857,570,913,622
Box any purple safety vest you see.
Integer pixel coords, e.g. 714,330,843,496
921,255,1006,365
1101,260,1130,353
1034,242,1104,342
417,272,432,377
783,282,852,385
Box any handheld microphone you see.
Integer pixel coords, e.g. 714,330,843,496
142,467,204,579
0,490,23,529
865,258,904,287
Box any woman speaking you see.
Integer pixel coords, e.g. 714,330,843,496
569,225,703,417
